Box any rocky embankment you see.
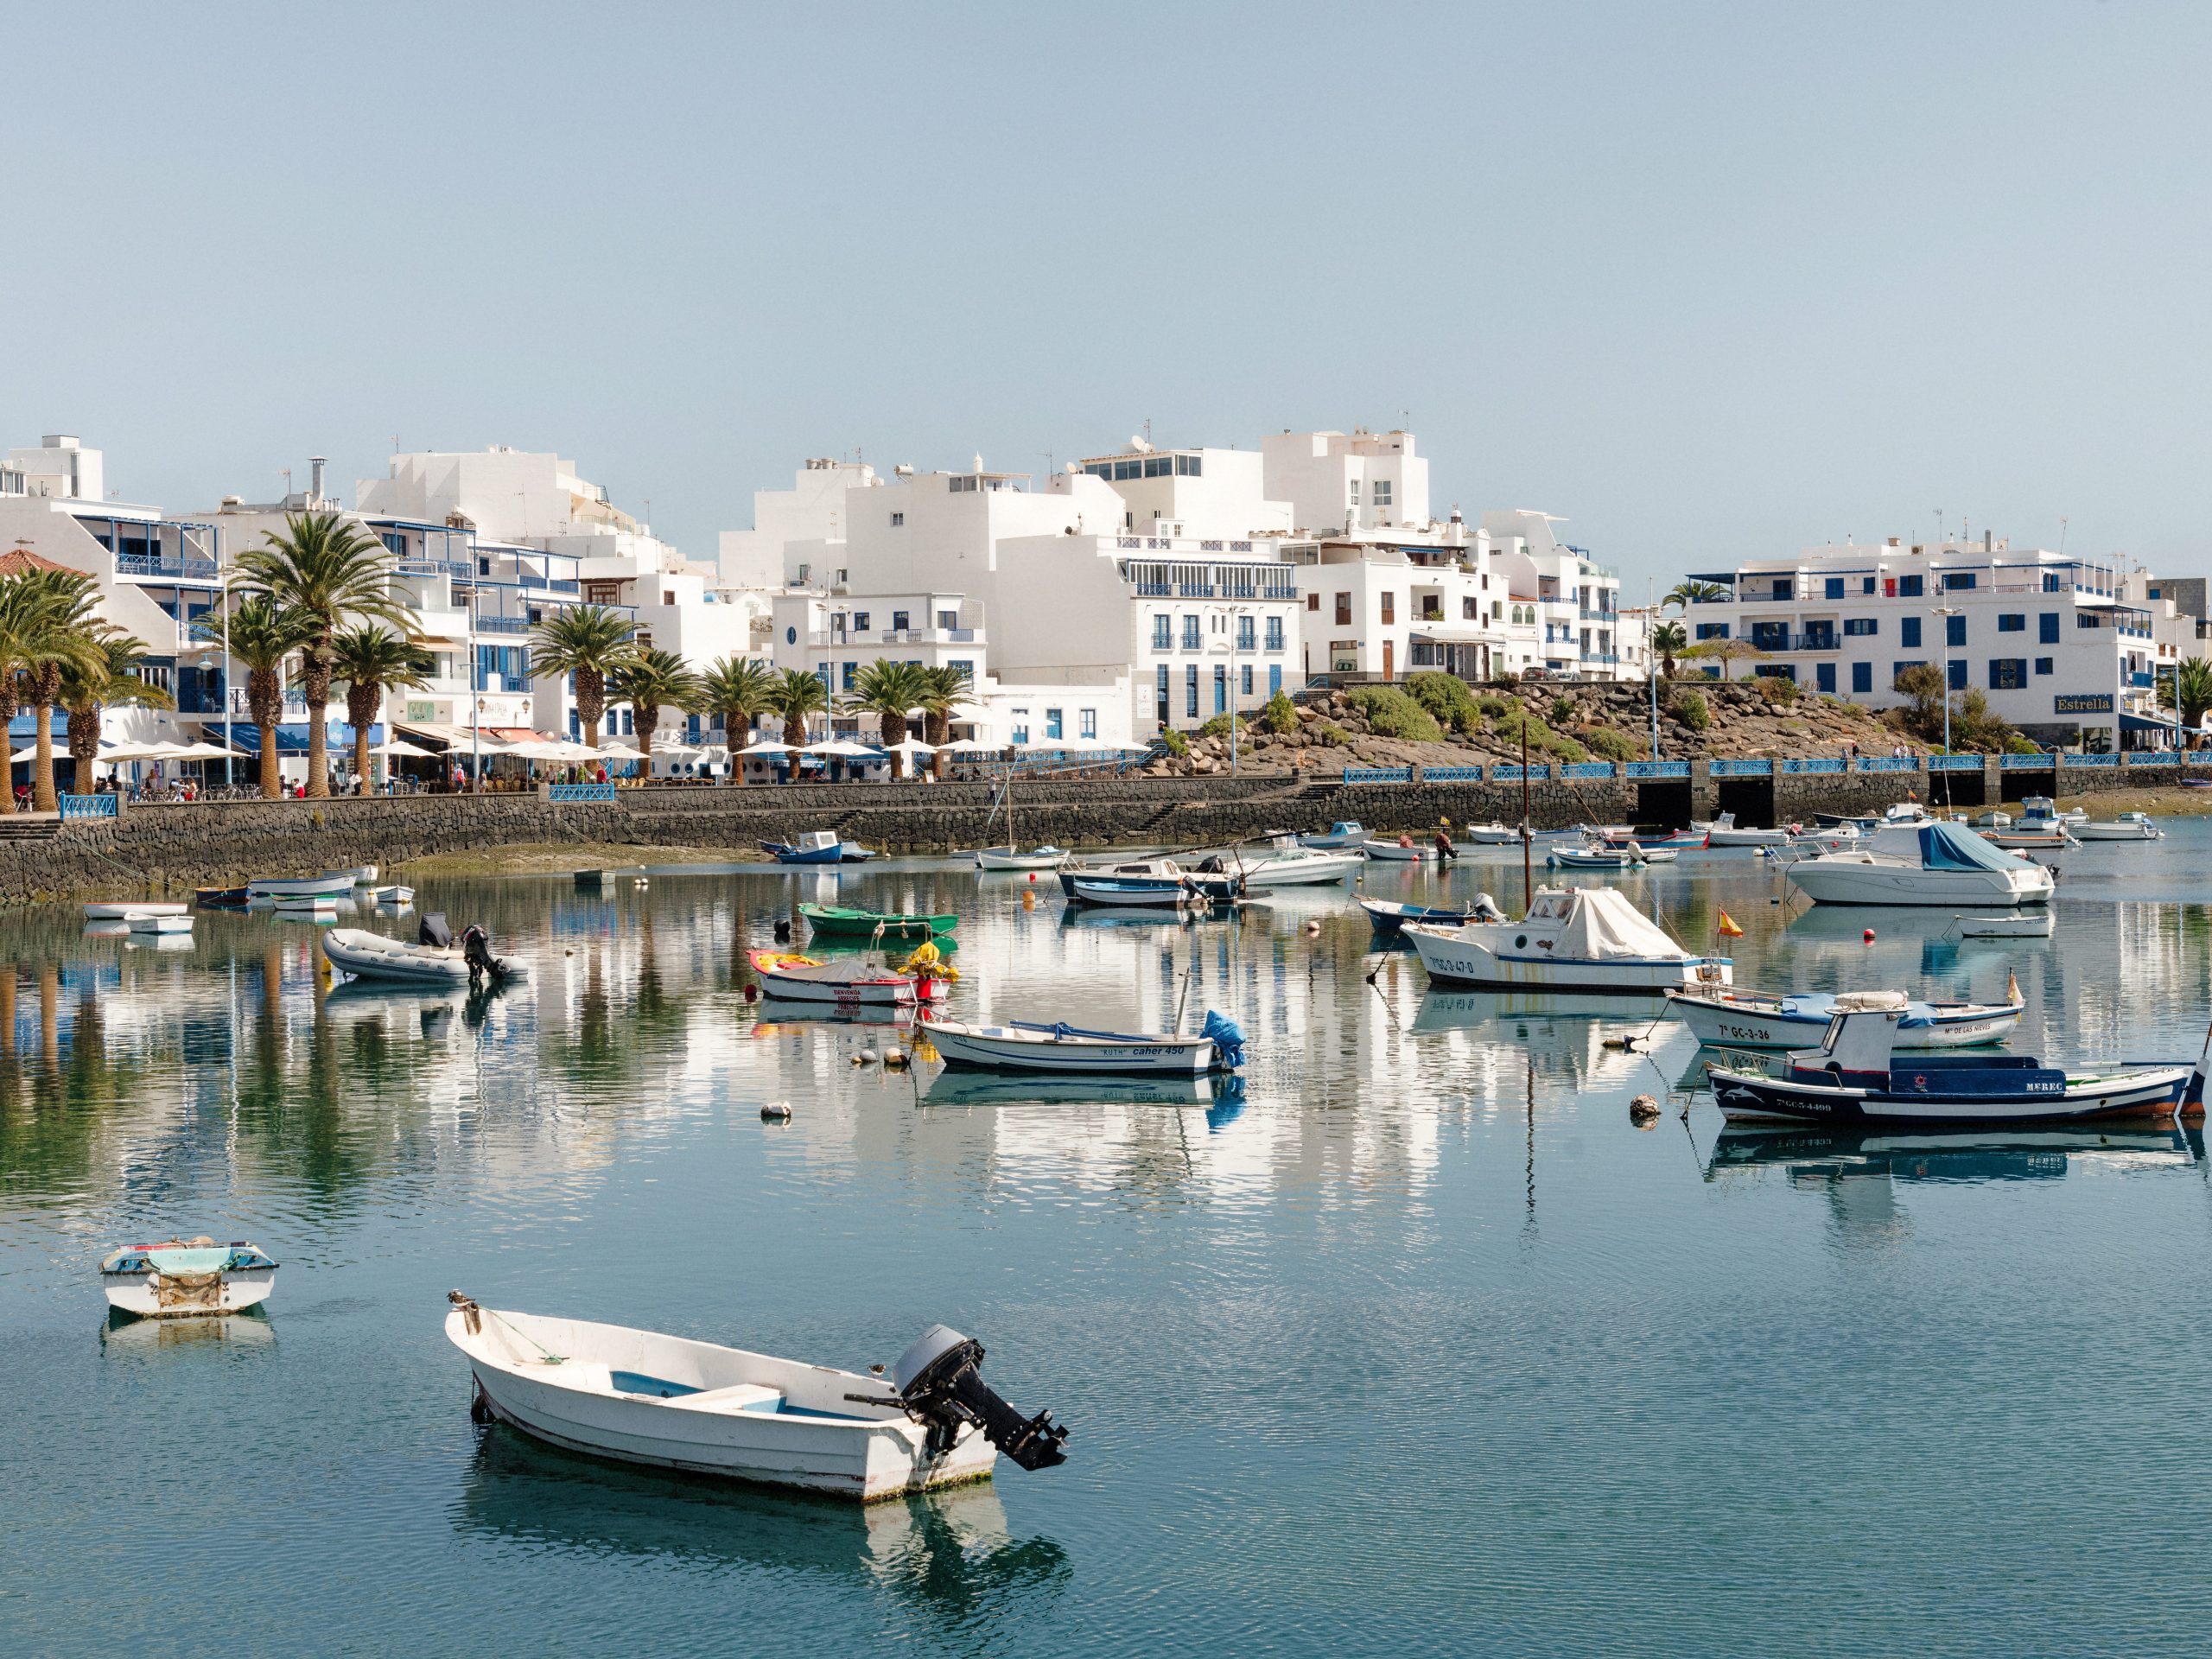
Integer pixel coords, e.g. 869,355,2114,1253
1143,677,1916,777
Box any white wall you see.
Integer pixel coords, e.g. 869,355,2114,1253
717,458,878,588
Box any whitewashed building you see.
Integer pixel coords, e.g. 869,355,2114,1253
1676,533,2208,747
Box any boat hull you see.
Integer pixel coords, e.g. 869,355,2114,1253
1066,879,1190,908
1405,923,1732,994
925,1020,1214,1074
103,1268,276,1319
448,1310,994,1502
1358,898,1471,935
1671,993,2022,1050
247,874,358,899
1241,852,1365,888
85,900,187,919
2072,823,2161,841
1707,1065,2190,1126
974,848,1062,871
1359,841,1437,861
798,906,957,941
323,930,473,983
1786,861,2052,907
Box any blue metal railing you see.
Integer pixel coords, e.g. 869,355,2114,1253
1343,766,1413,784
548,782,618,803
1929,754,1984,771
1781,758,1847,774
1560,762,1618,779
118,554,219,582
2059,753,2122,768
2123,751,2177,766
1709,759,1773,777
1999,753,2055,770
1856,756,1919,772
1421,766,1484,783
58,793,118,820
1625,760,1692,779
1490,765,1553,782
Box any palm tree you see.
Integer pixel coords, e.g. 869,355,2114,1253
198,596,311,798
1678,637,1770,682
60,633,172,794
1649,620,1688,679
234,512,410,799
607,646,700,772
529,604,638,752
766,667,830,751
330,624,432,793
912,664,973,779
843,660,926,778
0,571,50,811
1663,580,1731,610
2176,658,2212,747
14,569,105,812
696,655,779,782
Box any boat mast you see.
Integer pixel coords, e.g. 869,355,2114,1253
1521,717,1532,915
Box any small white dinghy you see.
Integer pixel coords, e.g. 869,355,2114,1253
1951,912,2056,939
974,845,1065,871
923,1012,1244,1075
445,1295,1068,1502
247,872,359,899
323,925,529,984
126,912,194,935
371,885,416,906
84,900,188,921
101,1236,278,1319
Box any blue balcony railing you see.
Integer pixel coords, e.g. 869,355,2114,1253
1625,760,1692,779
1421,766,1484,782
1781,757,1847,774
548,782,618,803
2060,753,2122,768
1490,765,1552,782
1709,759,1773,777
1855,756,1919,772
59,793,119,820
118,553,219,582
1343,766,1413,784
1928,753,1983,771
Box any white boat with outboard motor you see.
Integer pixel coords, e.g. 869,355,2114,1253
1238,835,1365,888
1668,983,2024,1050
1402,885,1732,994
1705,1004,2207,1126
1697,811,1792,848
322,914,527,984
1302,821,1369,849
1813,801,1936,832
1360,833,1441,862
2073,811,2164,842
974,845,1065,871
923,1010,1245,1075
445,1294,1068,1502
1460,821,1525,844
100,1236,278,1318
1784,820,2055,907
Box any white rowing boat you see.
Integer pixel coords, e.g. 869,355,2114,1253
83,900,188,920
445,1298,1067,1502
126,912,194,935
100,1237,278,1319
748,949,943,1006
924,1012,1244,1074
247,872,358,899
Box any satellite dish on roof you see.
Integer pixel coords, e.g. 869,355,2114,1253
1129,435,1152,454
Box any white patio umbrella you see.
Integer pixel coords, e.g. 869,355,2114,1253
883,737,938,756
596,741,650,761
804,739,883,758
939,740,1006,756
740,738,801,755
94,741,170,762
368,739,435,758
10,743,109,766
161,741,238,761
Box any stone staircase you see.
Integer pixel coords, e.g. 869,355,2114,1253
0,815,60,842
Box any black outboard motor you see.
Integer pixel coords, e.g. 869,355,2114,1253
419,912,454,949
892,1325,1069,1471
460,924,504,983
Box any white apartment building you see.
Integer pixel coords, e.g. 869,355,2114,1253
717,456,881,591
1679,533,2206,747
1483,510,1631,681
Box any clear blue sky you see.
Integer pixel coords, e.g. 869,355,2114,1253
6,2,2208,587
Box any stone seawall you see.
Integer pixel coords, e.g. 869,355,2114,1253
0,757,2190,900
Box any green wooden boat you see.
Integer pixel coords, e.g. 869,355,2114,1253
798,903,958,943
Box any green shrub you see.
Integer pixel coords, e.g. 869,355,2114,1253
1197,713,1247,739
2004,734,2046,756
1316,721,1349,747
1408,671,1478,731
1549,696,1578,725
1348,685,1443,742
1583,727,1641,763
1474,693,1511,718
1754,674,1801,706
1262,691,1300,734
1671,688,1711,733
1157,729,1190,758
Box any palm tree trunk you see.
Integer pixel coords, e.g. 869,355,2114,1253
32,702,58,813
259,721,281,798
725,705,746,785
0,692,15,813
884,711,906,781
69,705,99,795
352,691,375,797
638,701,657,776
303,656,333,798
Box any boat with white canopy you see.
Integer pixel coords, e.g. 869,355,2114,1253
1785,821,2055,907
446,1296,1067,1502
1403,886,1732,994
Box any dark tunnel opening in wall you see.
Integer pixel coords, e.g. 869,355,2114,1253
1713,778,1776,830
1636,779,1693,830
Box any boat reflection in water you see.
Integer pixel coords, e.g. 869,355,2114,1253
922,1067,1247,1130
1707,1122,2197,1185
455,1427,1069,1624
99,1303,276,1353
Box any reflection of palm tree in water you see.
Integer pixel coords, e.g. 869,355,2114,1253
454,1427,1071,1627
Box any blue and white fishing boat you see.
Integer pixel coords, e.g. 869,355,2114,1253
1303,821,1368,849
762,830,876,865
1668,983,2024,1050
1705,1004,2205,1126
1357,894,1506,936
1548,841,1643,871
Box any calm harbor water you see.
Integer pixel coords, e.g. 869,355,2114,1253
7,828,2212,1656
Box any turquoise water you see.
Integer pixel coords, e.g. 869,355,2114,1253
6,830,2212,1656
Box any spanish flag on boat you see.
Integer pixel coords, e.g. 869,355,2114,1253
1717,911,1745,938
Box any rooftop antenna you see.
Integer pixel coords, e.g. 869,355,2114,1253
392,434,401,452
1143,418,1152,446
2058,515,2069,556
1934,508,1942,545
281,467,292,498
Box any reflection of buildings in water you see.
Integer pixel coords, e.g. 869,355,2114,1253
1705,1123,2196,1245
455,1423,1069,1626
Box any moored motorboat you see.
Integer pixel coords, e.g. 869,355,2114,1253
126,912,194,935
747,948,944,1006
974,846,1065,871
371,885,416,906
1951,912,2056,939
2073,811,2164,842
763,830,876,866
275,894,342,918
1402,886,1732,993
101,1236,278,1319
1785,821,2054,907
246,872,357,899
334,864,380,886
1705,1004,2204,1126
1357,893,1505,935
1238,836,1365,889
1548,837,1643,870
923,1010,1244,1074
1459,822,1526,844
445,1296,1067,1501
1302,820,1368,849
1668,984,2024,1050
194,885,250,909
84,899,187,920
323,923,528,983
1699,811,1792,848
1359,834,1440,862
798,903,957,942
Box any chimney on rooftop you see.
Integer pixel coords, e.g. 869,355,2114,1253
309,455,327,501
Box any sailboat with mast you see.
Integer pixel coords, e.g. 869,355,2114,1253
972,764,1065,871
